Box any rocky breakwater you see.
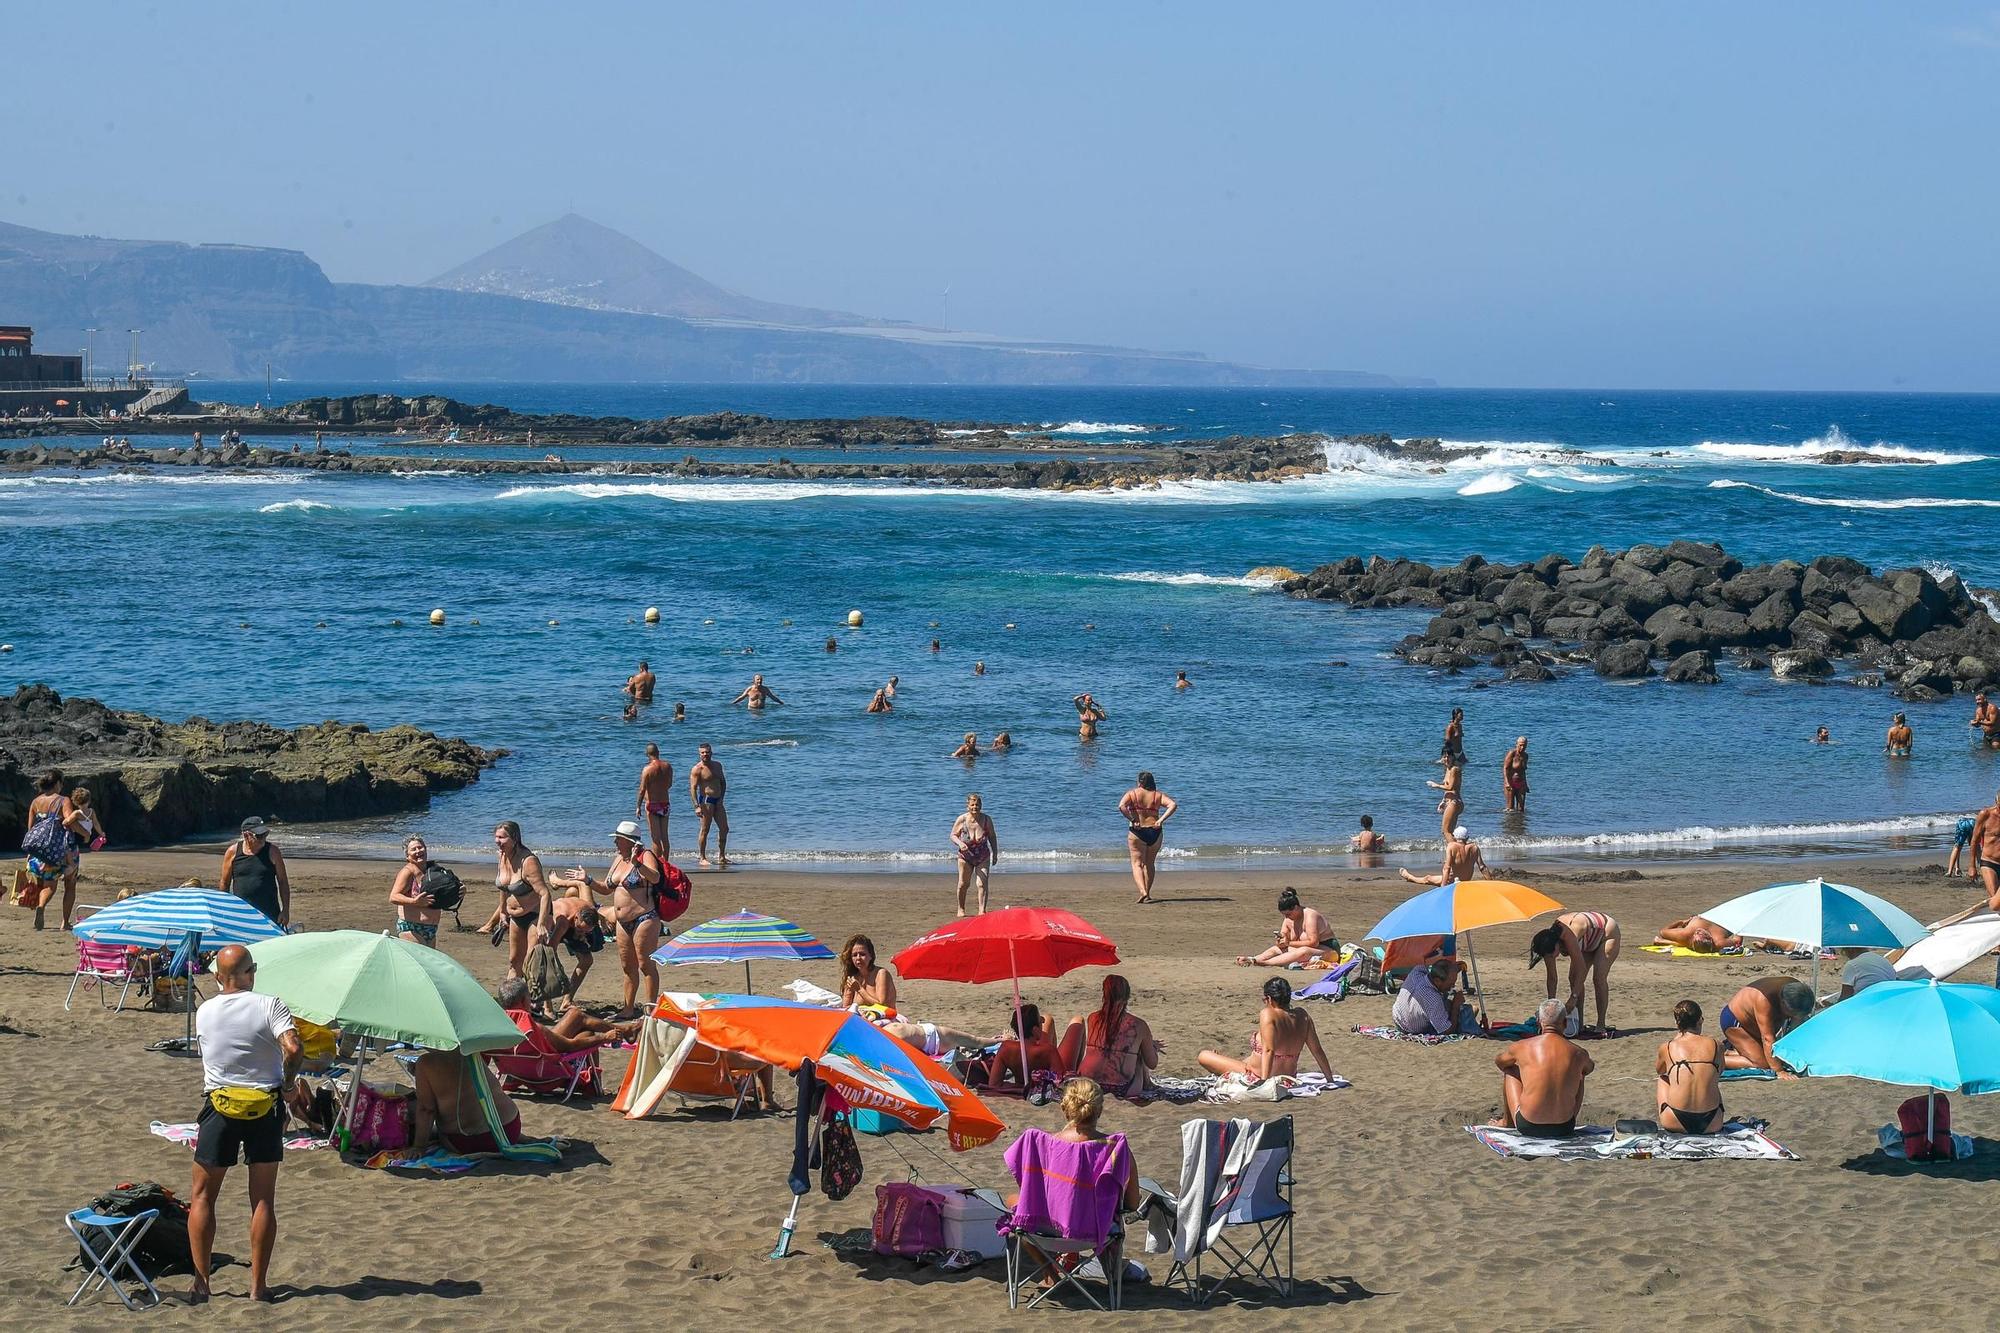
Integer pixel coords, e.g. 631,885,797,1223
0,685,503,846
1284,543,2000,697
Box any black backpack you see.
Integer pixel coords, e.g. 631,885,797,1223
75,1182,194,1277
418,864,464,913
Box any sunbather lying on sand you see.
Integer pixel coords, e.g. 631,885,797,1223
1653,916,1744,952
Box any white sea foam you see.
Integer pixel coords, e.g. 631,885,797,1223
0,470,300,489
493,479,937,503
1484,813,1955,851
1456,471,1521,497
1693,424,1983,466
1043,421,1151,435
1708,479,2000,510
1102,570,1283,588
257,498,334,514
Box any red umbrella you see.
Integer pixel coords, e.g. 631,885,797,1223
892,906,1119,1087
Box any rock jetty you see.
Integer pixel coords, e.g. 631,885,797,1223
1283,543,2000,697
0,685,503,846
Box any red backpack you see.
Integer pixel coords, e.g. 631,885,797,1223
652,859,693,924
1897,1094,1952,1161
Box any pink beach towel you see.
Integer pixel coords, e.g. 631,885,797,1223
1002,1127,1130,1248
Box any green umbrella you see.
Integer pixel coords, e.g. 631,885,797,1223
247,929,518,1053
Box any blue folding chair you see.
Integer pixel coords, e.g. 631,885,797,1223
65,1207,162,1309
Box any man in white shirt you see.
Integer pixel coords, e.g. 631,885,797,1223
1392,961,1468,1036
188,943,301,1305
1838,951,1897,1001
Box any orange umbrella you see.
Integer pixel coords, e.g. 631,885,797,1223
1365,879,1563,1025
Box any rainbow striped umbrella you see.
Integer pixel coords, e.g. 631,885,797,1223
650,909,833,992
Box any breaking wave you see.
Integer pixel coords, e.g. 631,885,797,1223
1693,425,1984,466
1708,480,2000,510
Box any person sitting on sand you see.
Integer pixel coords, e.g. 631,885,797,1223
1529,910,1623,1031
1198,977,1334,1084
1886,712,1914,757
1653,915,1743,953
1492,998,1594,1138
951,732,981,760
1057,974,1161,1101
497,978,636,1050
987,1003,1067,1090
1655,1000,1725,1134
1393,960,1471,1036
866,688,892,714
1350,814,1386,854
1719,977,1816,1078
411,1048,523,1154
1400,825,1486,888
839,934,898,1012
1237,886,1337,967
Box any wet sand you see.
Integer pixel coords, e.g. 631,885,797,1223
3,848,1993,1329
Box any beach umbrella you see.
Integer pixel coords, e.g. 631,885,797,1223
1893,910,2000,982
1773,978,2000,1146
892,906,1119,1087
75,887,285,1050
1703,878,1929,998
650,909,834,993
1362,880,1562,1025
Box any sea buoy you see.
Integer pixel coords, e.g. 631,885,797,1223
429,609,446,626
645,606,661,624
1004,622,1016,630
703,618,716,626
0,644,12,653
847,610,864,627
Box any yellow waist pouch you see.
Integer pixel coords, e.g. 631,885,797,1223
209,1086,279,1120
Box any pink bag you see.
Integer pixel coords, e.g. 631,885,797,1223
871,1182,945,1257
349,1082,412,1152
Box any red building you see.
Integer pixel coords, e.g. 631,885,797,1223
0,327,84,384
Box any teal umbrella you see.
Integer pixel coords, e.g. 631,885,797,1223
1704,878,1928,999
1774,978,2000,1145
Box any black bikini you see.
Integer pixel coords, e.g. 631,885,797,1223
1129,825,1162,847
1660,1039,1725,1135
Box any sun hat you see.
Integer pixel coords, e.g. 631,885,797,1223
611,819,643,842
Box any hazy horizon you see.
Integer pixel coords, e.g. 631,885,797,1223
10,2,2000,390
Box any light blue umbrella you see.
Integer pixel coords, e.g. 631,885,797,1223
74,887,284,1050
1703,878,1928,998
1774,979,2000,1145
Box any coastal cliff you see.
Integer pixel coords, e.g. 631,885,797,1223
0,685,503,846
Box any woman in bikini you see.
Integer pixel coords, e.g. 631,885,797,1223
1654,999,1725,1134
483,821,554,983
563,819,662,1020
1119,771,1177,905
1653,915,1743,953
951,793,998,917
1529,909,1623,1031
839,934,898,1012
1058,974,1161,1101
1427,760,1464,841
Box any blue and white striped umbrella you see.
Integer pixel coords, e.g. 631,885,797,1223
74,887,284,948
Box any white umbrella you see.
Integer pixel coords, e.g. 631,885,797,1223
1704,877,1929,999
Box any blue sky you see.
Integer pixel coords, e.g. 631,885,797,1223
11,3,1999,388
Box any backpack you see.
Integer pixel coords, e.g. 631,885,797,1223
652,860,693,924
21,803,72,864
819,1111,863,1201
76,1181,194,1276
418,863,464,913
1898,1093,1953,1161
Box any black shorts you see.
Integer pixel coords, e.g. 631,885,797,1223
193,1099,285,1167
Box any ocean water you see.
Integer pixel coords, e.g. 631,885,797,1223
8,385,1999,869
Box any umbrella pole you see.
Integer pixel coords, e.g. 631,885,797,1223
745,960,754,995
1009,940,1030,1091
337,1035,370,1155
184,929,202,1048
1811,952,1821,1009
1464,931,1486,1029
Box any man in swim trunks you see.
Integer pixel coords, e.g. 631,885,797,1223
636,743,674,862
1654,999,1725,1135
1175,671,1191,690
1491,999,1593,1138
866,688,892,713
1971,693,1999,748
1237,887,1337,967
410,1048,523,1155
1973,790,2000,901
388,836,441,946
689,744,729,868
952,793,999,917
1197,976,1334,1083
1400,825,1486,888
1885,712,1913,757
1947,814,1977,878
732,673,784,709
1350,814,1386,854
625,660,655,705
1718,977,1815,1078
1502,735,1529,813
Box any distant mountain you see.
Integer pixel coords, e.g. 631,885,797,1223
427,213,890,330
1,217,1429,387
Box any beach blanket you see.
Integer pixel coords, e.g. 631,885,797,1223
1875,1125,1977,1161
1352,1023,1469,1046
1296,959,1361,1001
1201,1070,1347,1103
783,978,845,1007
1140,1075,1217,1104
1466,1121,1797,1161
1642,944,1745,958
150,1120,329,1152
361,1146,484,1173
1722,1067,1778,1082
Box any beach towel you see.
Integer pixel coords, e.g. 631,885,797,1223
360,1146,484,1173
1465,1121,1797,1161
1141,1075,1218,1104
1003,1128,1130,1248
1642,944,1745,958
1875,1124,1977,1161
1296,959,1361,1001
1200,1070,1347,1104
783,978,845,1007
149,1120,328,1152
1721,1067,1778,1081
1352,1023,1468,1046
470,1055,560,1162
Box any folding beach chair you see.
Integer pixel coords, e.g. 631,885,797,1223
64,1207,162,1309
613,1011,755,1120
1140,1115,1294,1305
998,1127,1131,1311
64,939,139,1012
490,1009,602,1102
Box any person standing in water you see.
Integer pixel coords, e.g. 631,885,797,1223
732,674,783,709
636,743,674,862
624,660,656,705
689,743,729,867
951,794,999,916
1885,712,1914,757
1441,707,1466,765
1119,771,1177,905
1502,736,1530,813
1428,758,1464,840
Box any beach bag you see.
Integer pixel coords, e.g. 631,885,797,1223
76,1182,194,1277
820,1111,863,1200
418,864,464,913
1898,1093,1952,1161
526,943,572,1009
652,860,693,924
872,1182,945,1258
20,806,71,864
350,1082,412,1152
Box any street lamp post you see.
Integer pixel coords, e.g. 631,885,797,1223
84,327,97,382
127,329,143,384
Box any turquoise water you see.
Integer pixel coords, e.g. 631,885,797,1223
8,385,1999,867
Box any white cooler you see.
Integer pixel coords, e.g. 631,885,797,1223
921,1185,1006,1260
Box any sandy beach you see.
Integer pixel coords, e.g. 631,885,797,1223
4,847,1993,1330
